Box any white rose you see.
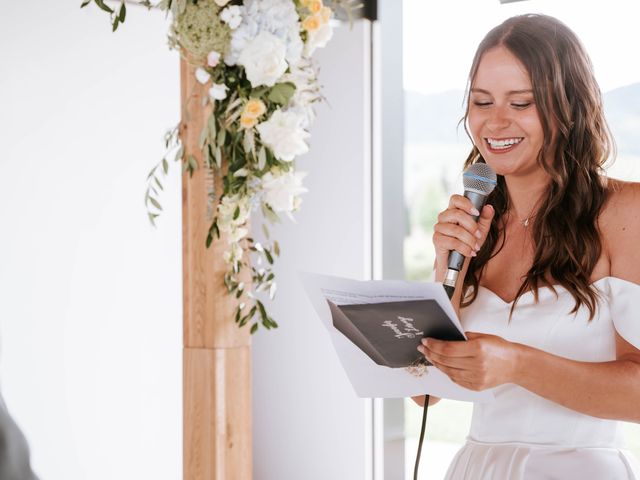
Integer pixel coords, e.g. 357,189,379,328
256,110,310,162
195,67,210,85
238,31,288,88
304,22,333,56
261,171,308,213
209,83,229,101
207,51,221,67
220,5,242,30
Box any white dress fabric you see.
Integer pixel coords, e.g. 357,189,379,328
445,276,640,480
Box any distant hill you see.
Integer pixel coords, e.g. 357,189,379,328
405,82,640,154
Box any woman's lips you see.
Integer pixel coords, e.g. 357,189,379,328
484,137,523,154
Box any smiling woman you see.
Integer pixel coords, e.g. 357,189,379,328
409,12,640,480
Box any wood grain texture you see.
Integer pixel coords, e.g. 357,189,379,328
184,347,252,480
180,57,251,349
181,56,252,479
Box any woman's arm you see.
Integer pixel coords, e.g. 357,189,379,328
420,181,640,422
513,336,640,422
411,395,441,407
421,332,640,422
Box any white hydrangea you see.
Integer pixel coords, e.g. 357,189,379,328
220,5,242,30
238,31,288,87
261,170,308,213
256,109,310,161
225,0,303,68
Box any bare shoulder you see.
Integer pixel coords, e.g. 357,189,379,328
599,177,640,283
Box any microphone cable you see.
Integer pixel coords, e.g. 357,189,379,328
413,394,430,480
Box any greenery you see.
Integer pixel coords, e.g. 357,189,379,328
81,0,344,334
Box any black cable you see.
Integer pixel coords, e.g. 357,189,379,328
413,394,430,480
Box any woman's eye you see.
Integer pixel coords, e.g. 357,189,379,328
512,102,532,109
472,101,492,107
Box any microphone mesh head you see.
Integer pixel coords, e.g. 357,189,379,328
463,163,497,195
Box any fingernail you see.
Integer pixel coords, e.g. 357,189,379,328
470,207,480,216
475,242,481,250
417,345,424,353
472,251,477,257
475,230,482,239
422,338,430,346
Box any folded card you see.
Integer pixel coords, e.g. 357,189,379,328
300,271,494,402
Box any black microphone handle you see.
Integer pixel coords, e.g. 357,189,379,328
446,190,487,272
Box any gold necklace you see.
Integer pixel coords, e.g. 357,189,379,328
513,201,540,228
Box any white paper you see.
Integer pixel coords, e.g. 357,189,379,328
299,271,494,403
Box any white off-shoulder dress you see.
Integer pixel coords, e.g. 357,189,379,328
445,276,640,480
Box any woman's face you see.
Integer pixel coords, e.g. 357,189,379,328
468,46,548,178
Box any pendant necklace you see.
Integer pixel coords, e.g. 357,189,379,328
516,201,540,228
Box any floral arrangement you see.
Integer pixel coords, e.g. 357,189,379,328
82,0,359,334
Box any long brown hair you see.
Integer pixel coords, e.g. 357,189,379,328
460,14,615,319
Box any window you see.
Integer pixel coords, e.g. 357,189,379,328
401,1,640,477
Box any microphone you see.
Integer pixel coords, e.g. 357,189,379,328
443,162,497,299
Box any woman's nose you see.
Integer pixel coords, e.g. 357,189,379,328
486,105,511,131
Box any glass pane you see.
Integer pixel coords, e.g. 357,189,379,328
402,0,640,477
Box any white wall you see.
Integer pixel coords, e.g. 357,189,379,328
252,20,373,480
0,2,372,479
0,2,181,479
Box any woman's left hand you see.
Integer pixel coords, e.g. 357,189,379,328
417,332,521,391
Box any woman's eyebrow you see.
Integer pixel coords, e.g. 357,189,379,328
470,88,533,95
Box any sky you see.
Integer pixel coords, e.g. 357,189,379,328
403,0,640,95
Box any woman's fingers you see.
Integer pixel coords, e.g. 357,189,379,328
433,232,476,257
448,194,480,216
437,208,482,235
433,223,479,257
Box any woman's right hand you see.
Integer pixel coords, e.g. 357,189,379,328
432,196,495,281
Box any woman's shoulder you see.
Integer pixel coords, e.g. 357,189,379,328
600,177,640,225
599,177,640,283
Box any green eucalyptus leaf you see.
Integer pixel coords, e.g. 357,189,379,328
264,249,274,264
119,2,126,21
208,115,217,141
250,323,259,335
80,0,91,7
250,86,269,98
199,127,207,149
217,127,226,147
188,155,198,171
154,177,163,191
262,223,270,239
268,82,296,106
149,197,163,211
273,241,280,256
94,0,114,13
257,300,267,320
162,158,169,175
148,213,158,226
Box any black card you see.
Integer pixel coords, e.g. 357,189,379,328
327,299,465,368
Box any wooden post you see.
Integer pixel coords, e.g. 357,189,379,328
181,57,252,480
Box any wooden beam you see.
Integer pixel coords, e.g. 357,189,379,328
181,57,252,480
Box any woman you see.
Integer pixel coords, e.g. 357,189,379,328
413,14,640,479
